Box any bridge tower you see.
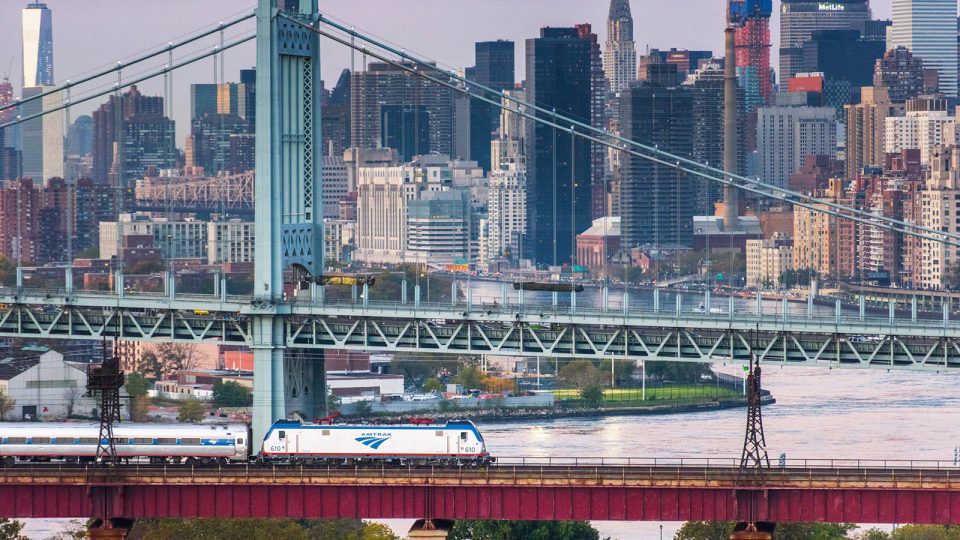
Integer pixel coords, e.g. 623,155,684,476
252,0,325,442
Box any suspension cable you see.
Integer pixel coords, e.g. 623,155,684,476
290,15,960,250
0,11,255,115
0,34,255,133
302,13,960,247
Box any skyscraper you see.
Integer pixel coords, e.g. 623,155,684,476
21,3,53,88
525,27,593,266
729,0,773,110
874,46,926,103
351,62,454,157
91,86,167,185
576,23,608,220
603,0,636,95
469,40,515,172
620,66,694,249
888,0,958,96
779,0,870,83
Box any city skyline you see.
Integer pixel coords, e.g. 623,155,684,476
0,0,896,143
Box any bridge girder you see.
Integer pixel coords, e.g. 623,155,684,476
4,293,960,371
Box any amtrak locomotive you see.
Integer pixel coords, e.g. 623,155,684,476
0,419,490,466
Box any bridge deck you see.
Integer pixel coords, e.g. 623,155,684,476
3,464,960,523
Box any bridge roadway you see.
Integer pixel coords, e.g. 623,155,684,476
2,460,960,523
5,288,960,370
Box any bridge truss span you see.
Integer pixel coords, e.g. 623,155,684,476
4,291,960,370
284,313,960,371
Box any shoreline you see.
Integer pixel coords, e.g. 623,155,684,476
354,394,775,425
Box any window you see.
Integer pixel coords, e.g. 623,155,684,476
460,432,467,441
180,438,200,445
321,430,329,437
156,438,176,445
79,438,99,444
277,431,285,440
31,437,50,444
237,438,244,445
6,437,26,444
54,438,76,444
133,438,153,444
435,431,443,437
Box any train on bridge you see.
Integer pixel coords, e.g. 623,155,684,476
0,419,491,467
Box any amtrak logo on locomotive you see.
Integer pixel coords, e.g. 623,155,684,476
355,433,391,449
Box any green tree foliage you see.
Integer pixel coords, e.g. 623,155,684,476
423,377,445,393
212,380,253,407
779,268,816,289
125,373,151,421
580,384,604,404
597,359,636,386
126,519,398,540
176,400,205,423
455,365,487,390
129,396,151,422
645,362,712,383
450,520,601,540
125,372,150,398
0,518,27,540
708,251,746,279
0,389,15,420
674,521,734,540
889,525,960,540
774,523,857,540
675,522,858,540
558,360,603,389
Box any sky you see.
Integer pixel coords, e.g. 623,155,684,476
0,0,895,142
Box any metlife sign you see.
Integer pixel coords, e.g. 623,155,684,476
818,2,846,10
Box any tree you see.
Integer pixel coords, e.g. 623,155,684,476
856,530,891,540
598,358,636,387
450,520,601,540
454,365,487,391
890,525,960,540
675,522,859,540
153,343,200,378
558,360,603,389
423,378,445,393
674,521,734,540
125,373,150,398
779,268,815,289
0,518,27,540
774,523,856,540
176,400,205,423
580,384,604,404
212,380,253,407
126,518,398,540
352,400,373,417
645,362,712,383
63,386,82,418
0,389,14,420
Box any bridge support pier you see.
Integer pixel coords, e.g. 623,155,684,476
407,519,453,540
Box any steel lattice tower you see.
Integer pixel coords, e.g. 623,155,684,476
738,354,769,484
87,342,125,464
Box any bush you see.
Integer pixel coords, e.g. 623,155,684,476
176,400,205,423
580,384,604,404
212,380,253,407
